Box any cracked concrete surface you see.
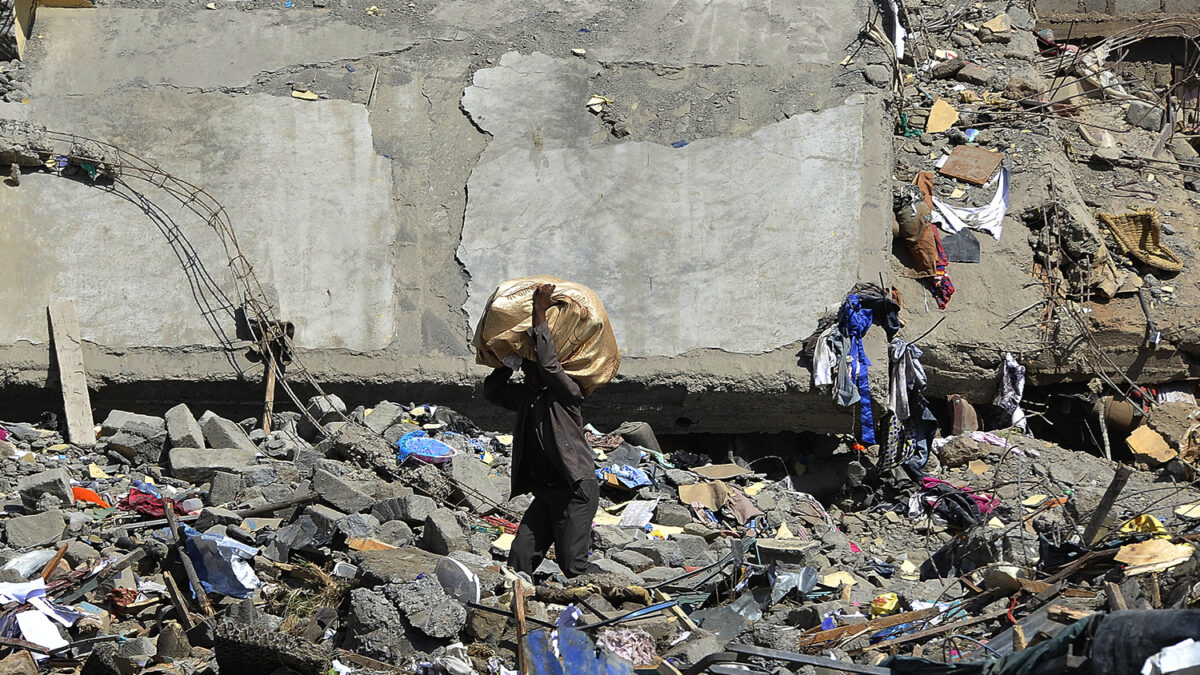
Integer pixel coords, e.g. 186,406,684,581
0,0,892,433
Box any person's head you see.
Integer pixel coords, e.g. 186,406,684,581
522,359,543,390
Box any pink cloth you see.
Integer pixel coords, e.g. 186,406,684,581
921,476,998,515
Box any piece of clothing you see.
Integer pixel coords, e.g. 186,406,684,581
811,324,839,387
993,352,1029,432
509,479,599,577
889,339,927,423
940,228,981,263
885,339,937,477
838,294,878,444
933,167,1011,241
484,322,593,497
913,171,955,308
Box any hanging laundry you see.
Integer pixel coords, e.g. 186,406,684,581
832,286,901,445
994,352,1029,432
885,339,939,477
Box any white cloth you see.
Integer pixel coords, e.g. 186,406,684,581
811,324,839,387
933,167,1010,241
501,352,524,371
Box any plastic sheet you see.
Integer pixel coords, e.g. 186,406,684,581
396,430,457,464
471,276,620,395
182,526,262,598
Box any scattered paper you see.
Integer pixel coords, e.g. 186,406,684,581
291,90,319,101
1127,426,1177,464
926,99,959,134
1175,504,1200,520
1115,539,1195,575
967,459,989,475
491,533,514,553
619,500,658,529
16,610,67,651
88,463,110,479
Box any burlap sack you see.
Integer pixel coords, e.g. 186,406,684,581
471,276,620,394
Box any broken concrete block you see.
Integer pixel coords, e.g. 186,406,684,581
5,511,65,547
1127,100,1164,131
364,401,407,434
100,410,164,437
611,549,655,573
312,468,373,513
337,513,377,540
17,467,73,508
209,471,242,506
395,494,436,525
195,507,243,532
447,456,502,514
385,575,467,638
955,63,995,86
593,524,636,550
106,421,168,465
423,509,469,555
168,447,257,483
304,504,348,539
377,520,413,547
165,404,205,449
198,411,258,453
156,621,191,659
654,501,693,527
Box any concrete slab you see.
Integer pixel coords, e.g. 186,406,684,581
459,52,870,357
0,91,394,350
28,8,411,93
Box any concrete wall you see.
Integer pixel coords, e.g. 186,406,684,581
1036,0,1200,15
0,1,896,434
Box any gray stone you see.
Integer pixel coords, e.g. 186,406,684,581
446,455,503,513
639,566,686,585
423,509,469,555
168,447,257,482
312,468,373,513
5,511,66,547
116,636,156,659
377,520,414,547
156,621,191,659
385,576,467,639
17,468,72,508
626,539,688,567
198,411,258,453
396,494,437,525
1006,6,1034,30
863,65,890,86
1092,146,1124,163
194,507,242,531
370,497,406,523
354,548,442,585
106,423,168,465
364,401,407,434
304,504,347,538
337,513,376,539
671,533,714,562
239,464,279,488
955,64,995,86
654,501,694,527
593,524,636,550
1127,100,1164,131
589,557,643,583
62,538,101,566
665,469,698,486
611,549,655,572
1169,137,1198,160
209,471,242,505
99,410,164,436
164,403,204,449
307,394,346,422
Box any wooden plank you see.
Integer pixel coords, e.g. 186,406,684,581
1082,465,1133,545
796,607,940,647
47,302,95,447
1104,581,1128,611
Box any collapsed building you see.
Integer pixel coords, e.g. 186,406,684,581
3,0,1200,672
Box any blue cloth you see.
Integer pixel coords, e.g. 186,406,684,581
595,464,651,489
396,430,456,463
838,294,877,444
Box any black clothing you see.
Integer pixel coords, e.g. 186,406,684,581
482,322,594,497
508,479,599,577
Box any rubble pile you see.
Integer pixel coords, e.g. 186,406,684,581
0,382,1197,674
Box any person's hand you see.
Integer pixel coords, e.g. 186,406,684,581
532,283,556,321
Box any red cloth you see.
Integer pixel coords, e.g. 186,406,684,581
117,489,180,517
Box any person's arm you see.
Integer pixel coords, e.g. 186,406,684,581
483,366,523,411
530,283,585,405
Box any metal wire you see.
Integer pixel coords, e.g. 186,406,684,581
11,123,519,523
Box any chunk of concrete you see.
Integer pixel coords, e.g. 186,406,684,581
377,520,414,547
423,509,469,555
304,504,348,540
17,468,73,509
353,547,442,585
106,422,168,465
209,471,242,506
312,468,373,514
393,494,437,525
5,511,66,547
447,456,503,514
385,576,466,639
364,401,407,435
198,411,258,453
611,549,655,573
165,404,204,449
100,410,164,436
1127,100,1164,131
168,447,257,483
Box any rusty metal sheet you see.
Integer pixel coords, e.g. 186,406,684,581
939,145,1004,185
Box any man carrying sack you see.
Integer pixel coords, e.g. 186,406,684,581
481,281,611,577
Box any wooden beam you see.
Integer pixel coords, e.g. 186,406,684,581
47,302,95,447
1104,581,1128,611
1082,465,1133,545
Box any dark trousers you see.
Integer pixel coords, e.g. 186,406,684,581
509,479,598,577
